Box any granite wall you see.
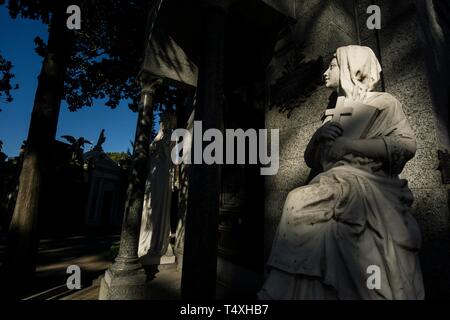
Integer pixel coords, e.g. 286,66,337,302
264,0,450,298
374,0,450,299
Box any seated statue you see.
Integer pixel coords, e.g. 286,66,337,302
259,45,424,300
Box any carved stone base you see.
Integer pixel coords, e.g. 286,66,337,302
98,268,149,300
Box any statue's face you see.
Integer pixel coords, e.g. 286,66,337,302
323,57,339,90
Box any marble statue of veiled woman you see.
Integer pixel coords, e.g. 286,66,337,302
138,114,176,259
259,45,424,300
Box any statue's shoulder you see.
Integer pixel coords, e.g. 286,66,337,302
365,92,401,110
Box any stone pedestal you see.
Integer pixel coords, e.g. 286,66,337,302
99,268,148,300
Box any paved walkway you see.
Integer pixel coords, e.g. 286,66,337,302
0,233,120,299
1,233,218,300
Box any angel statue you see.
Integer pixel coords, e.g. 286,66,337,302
93,129,106,152
61,135,92,162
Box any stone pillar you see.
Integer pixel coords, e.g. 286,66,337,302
99,77,162,300
181,0,231,300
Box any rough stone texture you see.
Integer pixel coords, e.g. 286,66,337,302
380,15,426,82
389,74,439,116
264,0,450,298
414,0,450,149
292,0,356,61
99,269,149,300
376,0,450,298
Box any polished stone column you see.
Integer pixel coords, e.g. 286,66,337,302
181,0,230,300
99,77,162,300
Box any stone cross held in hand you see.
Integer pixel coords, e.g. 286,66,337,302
324,106,354,122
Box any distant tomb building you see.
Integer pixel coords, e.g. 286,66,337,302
83,131,126,231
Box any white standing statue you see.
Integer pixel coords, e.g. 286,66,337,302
138,113,176,264
259,45,424,299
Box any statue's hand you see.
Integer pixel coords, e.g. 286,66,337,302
325,137,352,161
314,122,343,142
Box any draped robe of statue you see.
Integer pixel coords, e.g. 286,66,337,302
259,46,425,300
138,128,174,258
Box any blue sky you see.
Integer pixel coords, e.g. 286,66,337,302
0,6,138,157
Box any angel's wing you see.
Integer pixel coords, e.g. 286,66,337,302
61,135,76,144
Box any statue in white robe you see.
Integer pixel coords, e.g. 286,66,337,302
138,114,176,260
259,45,424,300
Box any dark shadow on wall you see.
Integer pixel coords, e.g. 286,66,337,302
269,54,324,118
